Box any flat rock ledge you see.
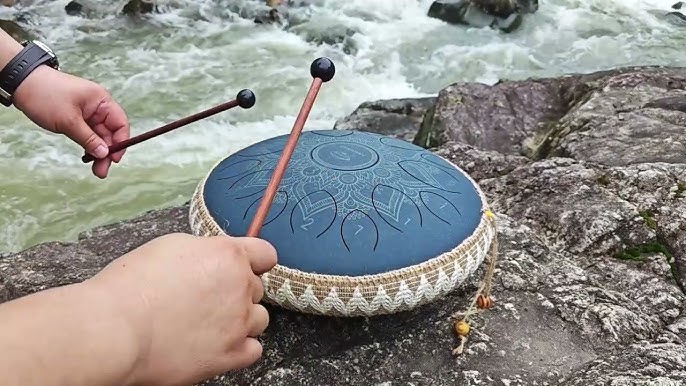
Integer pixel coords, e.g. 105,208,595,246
3,65,686,385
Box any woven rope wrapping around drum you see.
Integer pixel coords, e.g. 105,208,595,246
189,157,496,317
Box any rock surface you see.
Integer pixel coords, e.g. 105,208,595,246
415,66,686,162
414,73,587,154
333,97,436,142
0,19,34,41
3,66,686,385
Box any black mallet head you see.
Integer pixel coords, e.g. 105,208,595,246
310,57,335,82
236,89,256,108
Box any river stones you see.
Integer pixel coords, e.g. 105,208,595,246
121,0,155,15
65,1,86,16
427,0,536,33
473,0,518,18
666,10,686,25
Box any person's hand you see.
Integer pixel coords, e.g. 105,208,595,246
84,233,278,386
12,65,130,179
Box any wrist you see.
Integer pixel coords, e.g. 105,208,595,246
0,281,143,386
77,278,150,386
0,39,59,108
12,64,55,112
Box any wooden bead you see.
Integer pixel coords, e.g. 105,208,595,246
476,294,493,309
454,320,470,336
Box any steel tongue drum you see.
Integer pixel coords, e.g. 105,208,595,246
189,57,499,319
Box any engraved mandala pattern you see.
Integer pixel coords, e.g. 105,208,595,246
202,130,484,276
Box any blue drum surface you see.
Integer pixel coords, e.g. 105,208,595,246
202,130,483,276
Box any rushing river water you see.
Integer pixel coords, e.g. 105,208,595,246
0,0,684,252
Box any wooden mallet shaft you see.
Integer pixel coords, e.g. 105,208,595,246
245,57,335,237
82,89,256,163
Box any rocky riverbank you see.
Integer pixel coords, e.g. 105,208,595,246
2,65,686,385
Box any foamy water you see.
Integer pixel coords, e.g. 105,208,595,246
0,0,684,252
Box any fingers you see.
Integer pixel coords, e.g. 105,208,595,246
226,338,263,370
85,96,130,165
82,99,129,178
251,274,264,303
104,101,130,163
234,237,278,275
67,119,112,179
67,118,110,161
92,124,113,179
62,112,117,179
91,155,112,179
246,304,269,338
110,124,129,163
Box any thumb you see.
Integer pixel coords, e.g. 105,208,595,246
67,118,110,159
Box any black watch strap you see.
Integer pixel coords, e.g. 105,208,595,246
0,42,57,107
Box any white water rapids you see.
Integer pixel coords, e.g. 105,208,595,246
0,0,684,252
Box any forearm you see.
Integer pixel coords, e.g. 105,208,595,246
0,29,23,69
0,281,140,386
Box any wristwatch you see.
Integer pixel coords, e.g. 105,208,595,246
0,40,60,107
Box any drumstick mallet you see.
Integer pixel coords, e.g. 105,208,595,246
245,57,335,238
81,89,257,163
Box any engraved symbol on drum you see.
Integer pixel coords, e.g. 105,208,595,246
310,142,380,171
301,217,314,230
340,210,378,252
330,150,351,161
398,160,464,193
289,190,337,238
372,184,422,232
420,190,462,225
